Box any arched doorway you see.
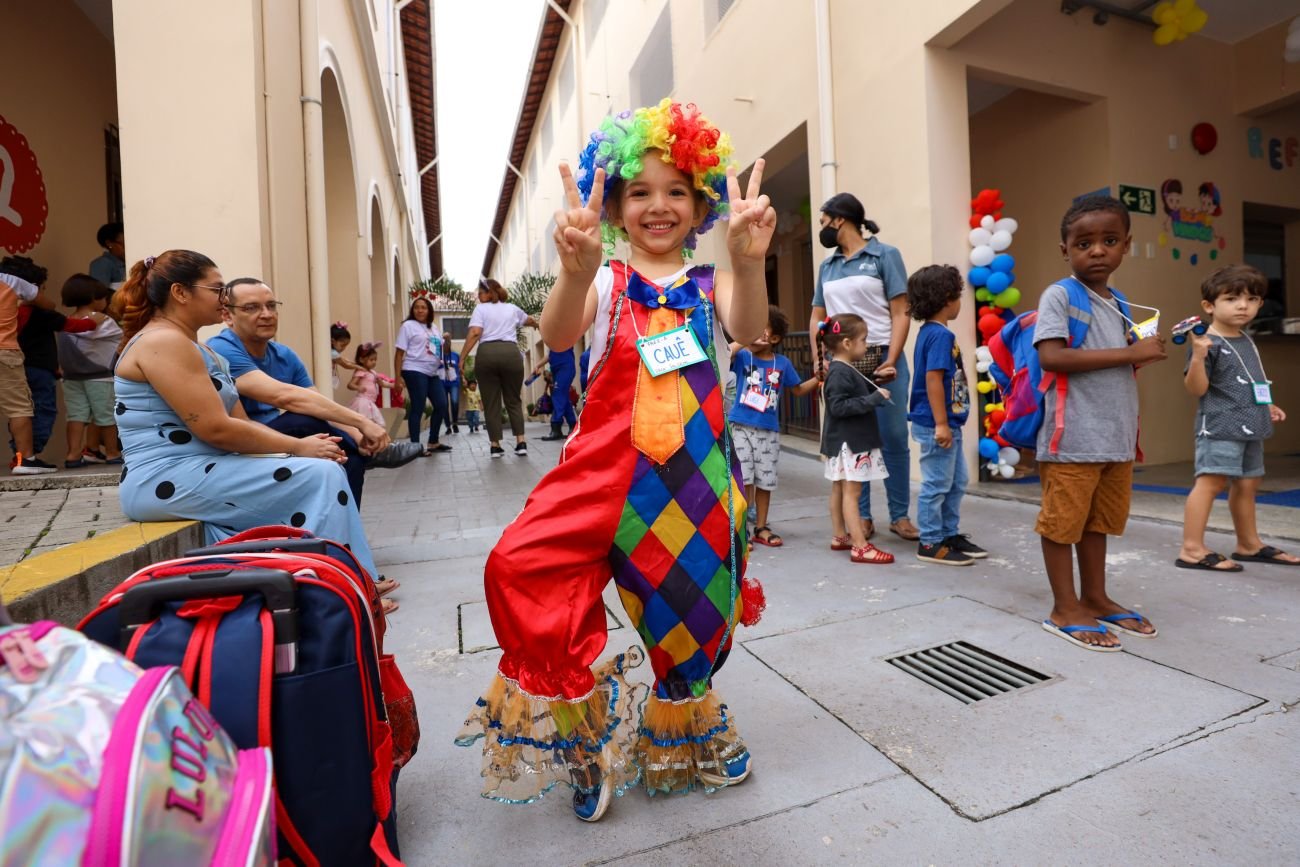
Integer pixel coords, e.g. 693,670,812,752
321,67,361,401
368,194,389,349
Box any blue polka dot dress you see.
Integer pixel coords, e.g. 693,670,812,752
114,336,379,577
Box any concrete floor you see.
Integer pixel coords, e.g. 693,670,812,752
362,422,1300,867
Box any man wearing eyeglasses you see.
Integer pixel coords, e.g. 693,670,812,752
207,278,418,508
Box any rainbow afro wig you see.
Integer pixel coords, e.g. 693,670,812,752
575,98,734,253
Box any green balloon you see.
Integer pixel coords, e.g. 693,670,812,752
993,287,1021,308
975,289,991,302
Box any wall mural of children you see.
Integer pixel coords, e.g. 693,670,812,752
1160,177,1226,265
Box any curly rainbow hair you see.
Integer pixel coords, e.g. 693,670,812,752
575,99,734,253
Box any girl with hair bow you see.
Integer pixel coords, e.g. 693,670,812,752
346,340,396,426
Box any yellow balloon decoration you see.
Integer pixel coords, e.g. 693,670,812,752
983,402,1004,415
977,380,995,395
1152,0,1208,46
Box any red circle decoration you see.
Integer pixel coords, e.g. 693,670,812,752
0,115,48,254
1190,122,1217,155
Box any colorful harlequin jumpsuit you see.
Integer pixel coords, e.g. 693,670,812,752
457,262,751,802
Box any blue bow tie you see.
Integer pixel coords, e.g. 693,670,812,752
626,271,700,310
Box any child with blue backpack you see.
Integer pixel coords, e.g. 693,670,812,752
1033,196,1166,652
906,265,985,566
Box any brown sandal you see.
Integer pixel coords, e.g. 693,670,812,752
375,578,400,597
381,597,400,615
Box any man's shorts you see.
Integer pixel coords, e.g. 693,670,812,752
0,350,34,419
1035,460,1132,544
732,424,780,491
1194,437,1264,479
63,379,117,426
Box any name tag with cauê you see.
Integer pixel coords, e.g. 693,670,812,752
636,325,707,377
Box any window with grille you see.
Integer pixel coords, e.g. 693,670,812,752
704,0,737,35
630,5,673,107
443,317,470,339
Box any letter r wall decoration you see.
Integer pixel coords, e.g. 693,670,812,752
0,114,47,253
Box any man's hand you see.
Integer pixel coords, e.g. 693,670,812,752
358,420,390,455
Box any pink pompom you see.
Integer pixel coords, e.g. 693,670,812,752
739,576,766,627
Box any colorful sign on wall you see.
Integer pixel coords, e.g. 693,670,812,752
0,115,47,254
1158,177,1225,266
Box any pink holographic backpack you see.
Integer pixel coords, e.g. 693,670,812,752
0,620,275,866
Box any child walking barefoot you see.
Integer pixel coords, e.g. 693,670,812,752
455,100,774,821
345,341,395,426
819,313,895,564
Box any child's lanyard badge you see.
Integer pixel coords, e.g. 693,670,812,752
1208,326,1272,405
628,273,709,377
739,363,772,413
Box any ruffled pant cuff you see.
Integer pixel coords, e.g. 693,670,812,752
454,647,648,804
636,690,748,796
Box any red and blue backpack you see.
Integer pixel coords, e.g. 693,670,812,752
986,276,1132,454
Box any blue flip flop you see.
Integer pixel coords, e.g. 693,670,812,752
1097,610,1158,639
1041,619,1122,652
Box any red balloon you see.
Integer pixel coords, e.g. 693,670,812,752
989,410,1006,429
1191,122,1217,155
993,433,1010,448
979,314,1005,341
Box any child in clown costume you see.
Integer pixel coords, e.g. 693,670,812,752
455,100,775,821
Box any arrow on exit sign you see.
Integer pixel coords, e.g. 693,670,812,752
1118,184,1156,216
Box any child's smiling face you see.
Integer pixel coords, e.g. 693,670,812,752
609,151,708,256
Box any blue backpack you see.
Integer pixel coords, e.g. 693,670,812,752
986,276,1132,453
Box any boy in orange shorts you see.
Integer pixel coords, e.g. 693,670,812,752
1034,196,1167,651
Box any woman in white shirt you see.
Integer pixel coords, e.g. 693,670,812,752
393,297,451,454
460,280,537,458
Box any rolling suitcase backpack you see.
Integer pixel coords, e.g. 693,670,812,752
78,545,408,866
0,615,275,866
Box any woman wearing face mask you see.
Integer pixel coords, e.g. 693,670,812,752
808,192,919,543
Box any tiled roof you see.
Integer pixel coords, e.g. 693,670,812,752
400,0,442,276
480,0,572,279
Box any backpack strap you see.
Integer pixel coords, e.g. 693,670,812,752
1044,278,1096,455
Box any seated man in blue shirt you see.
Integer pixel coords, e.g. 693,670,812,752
207,278,415,510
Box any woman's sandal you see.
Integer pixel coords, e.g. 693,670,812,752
752,526,784,547
381,597,400,615
830,535,853,551
851,543,895,564
375,578,400,597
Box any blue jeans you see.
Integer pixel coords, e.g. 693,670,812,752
444,382,460,431
858,353,912,523
912,424,968,546
550,368,577,427
27,367,57,454
401,370,447,445
465,409,481,432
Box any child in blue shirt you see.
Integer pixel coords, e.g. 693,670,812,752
907,265,985,566
729,305,819,546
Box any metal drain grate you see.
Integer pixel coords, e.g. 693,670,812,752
886,642,1050,704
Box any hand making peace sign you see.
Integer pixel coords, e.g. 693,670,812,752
725,158,777,266
554,164,607,277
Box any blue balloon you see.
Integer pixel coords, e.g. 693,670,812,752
978,438,1000,460
986,271,1012,294
968,266,991,288
990,253,1016,273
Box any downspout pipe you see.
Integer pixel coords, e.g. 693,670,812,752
814,0,837,199
300,0,333,392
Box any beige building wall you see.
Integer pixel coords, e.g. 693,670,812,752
112,0,432,395
492,0,1300,470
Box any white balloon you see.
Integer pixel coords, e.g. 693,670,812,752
987,461,1000,473
981,215,996,231
969,245,995,267
999,463,1016,479
976,360,991,373
968,228,992,247
993,218,1019,235
974,345,993,362
998,446,1021,467
989,230,1013,252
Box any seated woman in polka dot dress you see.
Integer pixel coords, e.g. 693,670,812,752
111,249,380,579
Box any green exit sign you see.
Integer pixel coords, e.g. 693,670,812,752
1119,184,1157,216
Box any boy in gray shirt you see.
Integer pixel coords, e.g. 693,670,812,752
1034,196,1167,652
1178,265,1296,569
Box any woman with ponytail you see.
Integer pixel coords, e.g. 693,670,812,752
808,192,918,544
112,250,380,575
